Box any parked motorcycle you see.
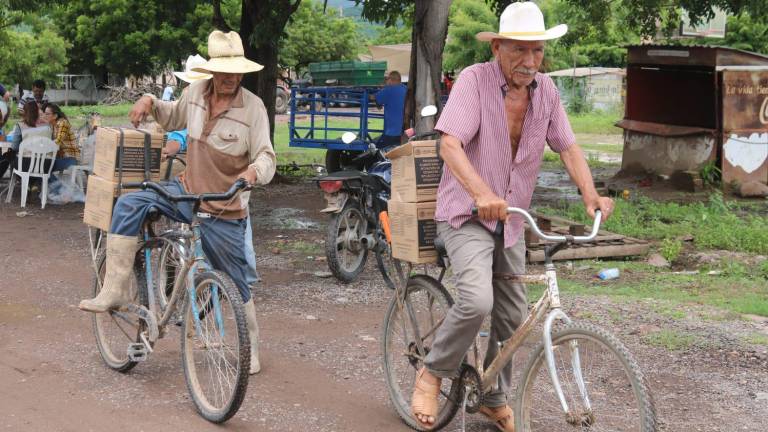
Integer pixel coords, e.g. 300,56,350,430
317,106,439,288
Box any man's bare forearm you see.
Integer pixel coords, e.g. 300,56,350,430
559,144,598,202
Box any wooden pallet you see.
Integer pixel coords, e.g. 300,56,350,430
525,213,649,263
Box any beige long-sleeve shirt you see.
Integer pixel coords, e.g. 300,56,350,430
148,79,276,218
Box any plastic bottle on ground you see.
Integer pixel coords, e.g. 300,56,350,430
597,268,620,280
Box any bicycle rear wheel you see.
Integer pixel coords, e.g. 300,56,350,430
181,270,250,423
381,275,460,431
91,250,148,372
515,322,656,432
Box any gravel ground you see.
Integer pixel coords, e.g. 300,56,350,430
0,179,766,431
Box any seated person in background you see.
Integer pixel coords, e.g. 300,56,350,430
375,70,407,149
43,103,80,175
18,79,49,116
0,100,52,179
0,83,10,102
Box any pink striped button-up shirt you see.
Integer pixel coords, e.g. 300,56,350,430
435,60,575,248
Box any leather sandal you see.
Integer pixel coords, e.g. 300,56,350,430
411,368,440,429
479,405,515,432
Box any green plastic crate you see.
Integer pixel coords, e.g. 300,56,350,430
309,60,387,86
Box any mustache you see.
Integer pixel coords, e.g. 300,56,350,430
513,67,537,75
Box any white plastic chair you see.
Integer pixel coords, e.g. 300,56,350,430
5,136,58,208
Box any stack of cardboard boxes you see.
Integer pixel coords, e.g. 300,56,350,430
83,127,166,231
385,139,443,264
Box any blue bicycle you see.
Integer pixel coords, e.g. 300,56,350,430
90,179,251,423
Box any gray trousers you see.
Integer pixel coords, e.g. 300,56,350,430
425,221,527,407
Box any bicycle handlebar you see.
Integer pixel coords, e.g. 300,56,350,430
471,207,602,243
122,178,250,203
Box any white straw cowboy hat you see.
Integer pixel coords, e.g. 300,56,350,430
173,54,212,83
192,31,264,74
476,1,567,42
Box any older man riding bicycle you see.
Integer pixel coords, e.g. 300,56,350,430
78,30,275,376
410,3,614,431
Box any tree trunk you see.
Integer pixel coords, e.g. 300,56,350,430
239,0,301,144
405,0,451,135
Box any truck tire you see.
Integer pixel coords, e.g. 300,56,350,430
275,88,288,114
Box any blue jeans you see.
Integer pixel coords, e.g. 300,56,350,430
244,214,261,285
110,179,252,302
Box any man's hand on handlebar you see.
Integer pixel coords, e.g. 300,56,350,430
585,195,614,221
475,192,508,222
237,166,258,186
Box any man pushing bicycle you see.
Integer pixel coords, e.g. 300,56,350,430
410,3,614,430
79,30,275,376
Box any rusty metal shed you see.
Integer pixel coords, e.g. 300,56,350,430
617,45,768,188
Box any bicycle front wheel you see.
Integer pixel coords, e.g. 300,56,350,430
515,322,656,432
181,270,250,423
381,275,460,431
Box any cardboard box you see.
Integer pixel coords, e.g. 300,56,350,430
93,127,165,182
386,140,442,203
388,200,438,264
83,175,140,231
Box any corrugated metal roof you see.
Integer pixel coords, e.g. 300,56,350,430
547,67,625,78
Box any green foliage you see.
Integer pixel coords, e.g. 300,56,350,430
486,1,768,38
699,160,722,188
371,25,411,45
52,0,212,77
675,13,768,55
567,111,623,134
660,238,683,263
539,193,768,254
0,18,70,88
443,0,495,71
280,0,362,72
644,329,697,351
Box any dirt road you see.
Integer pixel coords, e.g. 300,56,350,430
1,181,767,431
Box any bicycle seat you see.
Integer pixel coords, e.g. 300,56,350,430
434,236,448,268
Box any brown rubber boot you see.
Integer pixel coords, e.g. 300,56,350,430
79,234,141,313
243,299,261,374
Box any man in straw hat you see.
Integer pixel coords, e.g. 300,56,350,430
409,2,614,430
79,31,275,375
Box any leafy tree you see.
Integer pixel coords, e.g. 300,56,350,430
240,0,302,141
444,0,496,71
52,0,210,79
371,25,411,45
280,0,361,72
686,13,768,54
487,0,768,38
357,0,452,134
0,24,70,89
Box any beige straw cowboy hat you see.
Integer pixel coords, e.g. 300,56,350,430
476,1,567,42
192,31,264,74
173,54,212,83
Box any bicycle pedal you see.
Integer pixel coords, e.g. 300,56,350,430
127,343,149,362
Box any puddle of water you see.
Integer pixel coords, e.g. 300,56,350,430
536,170,580,202
256,207,319,230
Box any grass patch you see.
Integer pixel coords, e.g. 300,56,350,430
274,117,384,166
579,142,623,154
644,329,697,351
567,111,622,135
557,266,768,317
539,193,768,254
742,333,768,346
286,240,324,255
652,302,687,320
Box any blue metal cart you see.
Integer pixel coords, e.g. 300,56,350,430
289,86,385,171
